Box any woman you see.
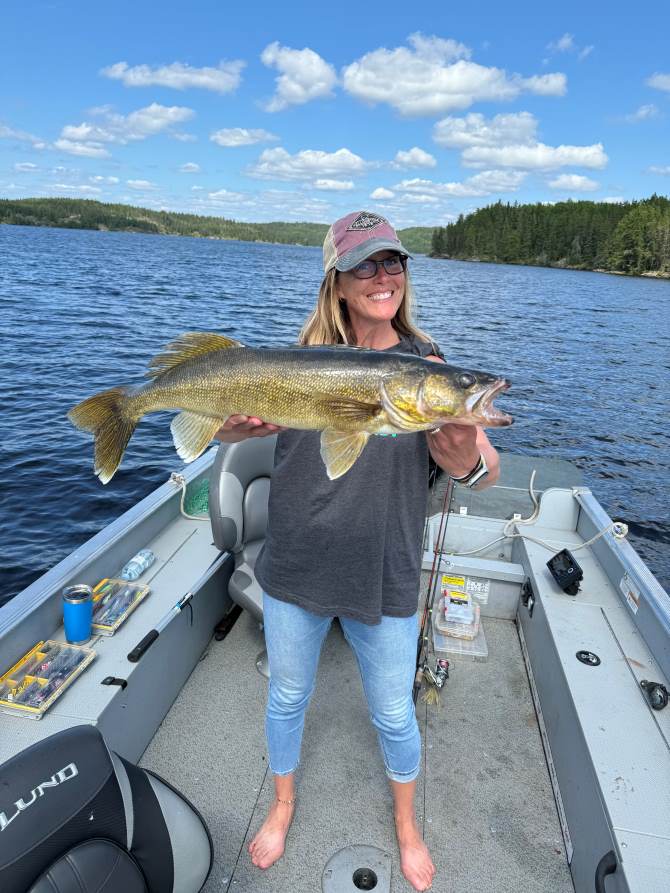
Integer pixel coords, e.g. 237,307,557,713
215,211,500,892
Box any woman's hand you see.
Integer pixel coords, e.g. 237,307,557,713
214,415,285,443
424,353,500,488
428,424,480,479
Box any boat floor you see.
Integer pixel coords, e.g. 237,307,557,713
140,572,574,893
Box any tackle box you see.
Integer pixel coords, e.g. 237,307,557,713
92,578,150,635
0,641,96,719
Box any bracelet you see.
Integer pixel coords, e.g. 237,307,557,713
451,454,484,483
276,796,297,805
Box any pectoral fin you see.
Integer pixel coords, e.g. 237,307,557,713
171,411,223,462
318,396,381,425
320,428,370,479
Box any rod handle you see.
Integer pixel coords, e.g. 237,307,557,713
127,629,159,663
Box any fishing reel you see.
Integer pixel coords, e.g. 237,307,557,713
423,658,450,690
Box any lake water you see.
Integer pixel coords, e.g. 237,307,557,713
1,223,669,605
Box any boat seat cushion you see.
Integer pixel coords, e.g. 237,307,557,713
27,839,147,893
209,437,276,553
0,724,213,893
230,540,265,621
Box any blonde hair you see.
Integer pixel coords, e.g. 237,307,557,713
298,268,434,347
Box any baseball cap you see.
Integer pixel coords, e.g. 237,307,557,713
322,211,412,273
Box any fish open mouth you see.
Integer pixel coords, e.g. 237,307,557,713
467,378,513,426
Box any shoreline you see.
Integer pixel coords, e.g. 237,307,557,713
430,254,670,280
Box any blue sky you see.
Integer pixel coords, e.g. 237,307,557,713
2,0,669,227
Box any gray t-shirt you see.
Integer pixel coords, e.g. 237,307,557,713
255,334,443,625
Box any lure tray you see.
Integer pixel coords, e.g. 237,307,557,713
92,578,150,635
0,640,96,719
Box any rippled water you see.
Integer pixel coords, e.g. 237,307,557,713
1,224,668,604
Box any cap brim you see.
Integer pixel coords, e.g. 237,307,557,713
334,237,413,272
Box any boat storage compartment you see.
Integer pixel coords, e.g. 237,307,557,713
516,488,670,893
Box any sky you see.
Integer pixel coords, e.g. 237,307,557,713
2,0,670,228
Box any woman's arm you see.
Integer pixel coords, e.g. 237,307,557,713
424,354,500,490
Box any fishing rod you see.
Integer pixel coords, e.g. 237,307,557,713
127,551,229,662
413,474,455,705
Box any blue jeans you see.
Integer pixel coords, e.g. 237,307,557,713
263,592,422,783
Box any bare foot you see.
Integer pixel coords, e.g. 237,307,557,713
395,815,436,891
248,799,295,869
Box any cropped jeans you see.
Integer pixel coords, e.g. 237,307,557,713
263,592,422,784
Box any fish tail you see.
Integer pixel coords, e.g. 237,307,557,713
67,386,137,484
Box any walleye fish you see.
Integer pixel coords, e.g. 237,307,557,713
68,332,512,484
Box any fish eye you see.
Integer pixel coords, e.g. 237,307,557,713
457,372,477,389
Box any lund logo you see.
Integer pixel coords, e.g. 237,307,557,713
0,763,78,831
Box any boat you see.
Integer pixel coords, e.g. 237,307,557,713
0,438,668,892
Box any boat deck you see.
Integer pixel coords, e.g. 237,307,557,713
140,570,574,893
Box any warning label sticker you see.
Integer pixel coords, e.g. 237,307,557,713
620,573,640,614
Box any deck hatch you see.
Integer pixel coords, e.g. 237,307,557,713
322,845,391,892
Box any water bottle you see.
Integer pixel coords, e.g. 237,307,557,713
120,549,155,581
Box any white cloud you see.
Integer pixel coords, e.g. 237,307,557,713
401,193,439,204
313,179,354,190
433,111,537,148
101,60,244,94
341,33,565,116
602,196,625,203
179,162,200,172
0,124,47,149
647,73,670,92
624,104,659,123
189,187,332,223
249,146,367,181
371,187,395,199
520,73,566,95
261,42,337,111
89,175,120,183
395,169,526,197
547,33,575,53
462,142,608,170
53,138,110,158
392,147,436,168
58,103,194,157
548,173,599,191
127,179,156,190
14,162,38,171
547,34,594,61
648,165,670,175
50,183,102,194
210,127,278,147
208,188,247,202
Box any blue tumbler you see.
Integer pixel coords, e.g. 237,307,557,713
62,585,93,645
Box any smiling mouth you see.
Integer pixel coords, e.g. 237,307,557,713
367,290,394,302
467,379,513,426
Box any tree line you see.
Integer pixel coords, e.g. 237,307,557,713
430,195,670,276
0,197,433,254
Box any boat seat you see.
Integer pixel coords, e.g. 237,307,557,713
0,724,212,893
209,435,276,626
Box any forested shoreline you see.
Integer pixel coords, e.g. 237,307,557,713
0,198,434,255
430,195,670,277
2,196,669,277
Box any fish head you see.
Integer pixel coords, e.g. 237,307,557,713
423,365,513,427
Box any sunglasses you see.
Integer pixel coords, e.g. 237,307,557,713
349,255,407,280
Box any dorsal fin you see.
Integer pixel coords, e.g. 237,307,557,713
146,332,243,380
